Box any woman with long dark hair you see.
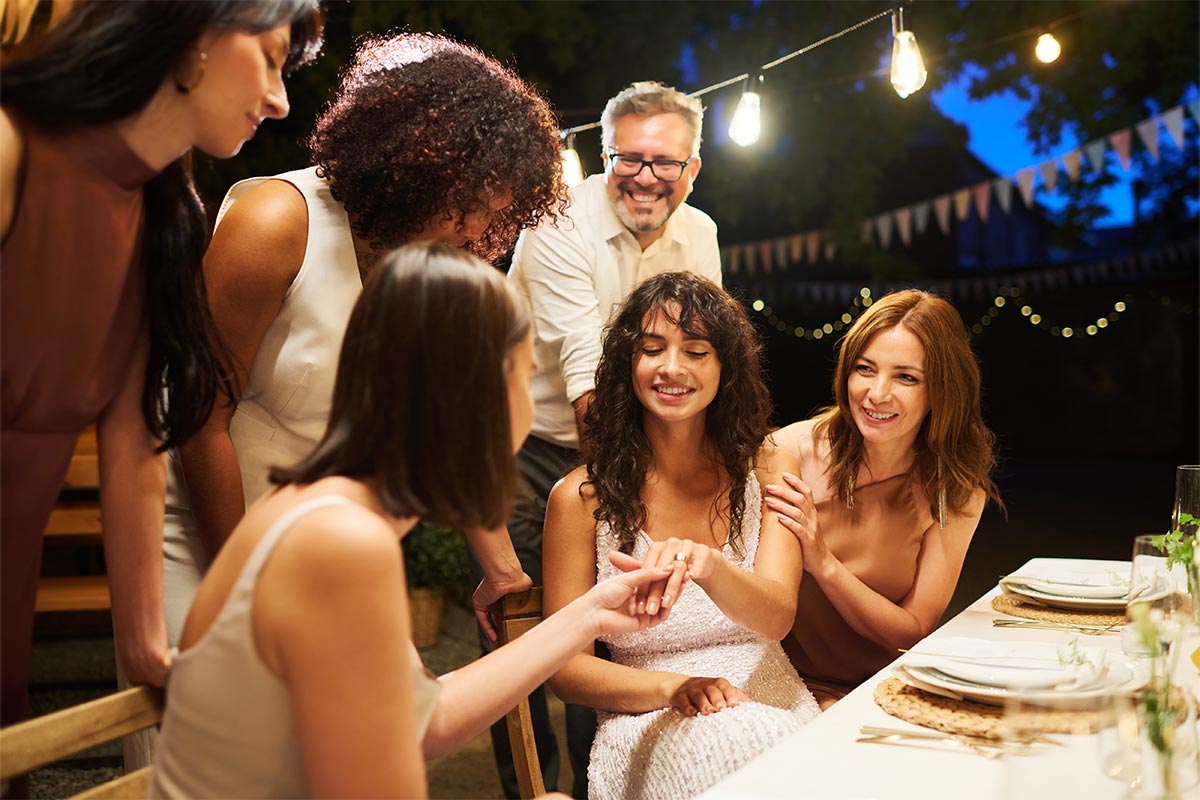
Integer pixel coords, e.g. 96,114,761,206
543,272,820,800
0,0,323,740
767,289,1002,707
151,244,671,798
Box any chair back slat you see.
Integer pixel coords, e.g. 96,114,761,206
493,587,545,799
0,686,163,779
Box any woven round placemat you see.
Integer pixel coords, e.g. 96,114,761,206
992,593,1125,626
873,677,1112,739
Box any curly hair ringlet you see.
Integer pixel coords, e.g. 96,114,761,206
309,32,567,263
582,272,772,556
814,288,1003,520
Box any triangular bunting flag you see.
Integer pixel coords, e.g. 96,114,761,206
993,178,1012,214
1083,139,1107,172
912,201,931,235
860,220,873,245
805,231,821,264
788,234,804,263
1135,118,1160,162
773,237,788,271
743,243,756,275
727,246,740,275
1039,159,1058,194
1163,106,1185,149
874,214,892,249
758,240,773,274
1108,129,1132,170
1187,98,1200,123
933,195,952,235
1062,150,1082,182
823,239,837,262
972,182,991,223
953,189,972,221
895,207,913,247
1015,168,1036,207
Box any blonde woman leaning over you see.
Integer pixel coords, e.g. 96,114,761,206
151,244,671,799
767,289,1002,708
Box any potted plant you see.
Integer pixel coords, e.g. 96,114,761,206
402,521,469,648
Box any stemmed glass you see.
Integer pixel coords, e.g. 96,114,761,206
1127,536,1189,644
1172,465,1199,537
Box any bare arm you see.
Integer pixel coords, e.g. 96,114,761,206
422,560,671,758
542,471,694,712
769,474,986,652
571,391,593,442
1,108,23,240
462,525,533,643
98,329,170,687
177,180,308,557
262,507,427,798
636,448,804,641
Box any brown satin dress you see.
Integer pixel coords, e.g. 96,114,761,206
1,111,156,728
784,473,934,707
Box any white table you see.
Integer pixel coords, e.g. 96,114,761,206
701,558,1141,800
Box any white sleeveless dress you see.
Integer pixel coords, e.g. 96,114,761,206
162,166,361,642
588,473,820,800
150,496,440,799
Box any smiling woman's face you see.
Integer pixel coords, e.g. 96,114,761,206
847,324,929,450
631,303,721,424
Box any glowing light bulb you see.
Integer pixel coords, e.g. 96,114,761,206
890,9,927,99
728,87,761,147
1035,33,1061,64
560,143,584,187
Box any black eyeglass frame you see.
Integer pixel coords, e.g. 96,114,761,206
604,150,695,182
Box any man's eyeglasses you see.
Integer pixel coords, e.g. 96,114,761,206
605,151,694,182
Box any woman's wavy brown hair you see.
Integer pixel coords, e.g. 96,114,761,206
309,33,566,262
814,289,1001,520
582,272,771,555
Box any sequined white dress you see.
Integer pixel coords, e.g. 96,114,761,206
588,473,821,800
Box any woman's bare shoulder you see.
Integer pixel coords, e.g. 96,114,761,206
549,465,597,510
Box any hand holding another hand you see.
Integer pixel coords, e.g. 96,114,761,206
584,556,677,635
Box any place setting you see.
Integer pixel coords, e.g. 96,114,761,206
991,559,1132,631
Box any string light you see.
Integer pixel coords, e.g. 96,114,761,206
560,133,585,187
890,6,928,99
751,288,876,341
966,288,1135,337
729,74,763,147
1034,32,1062,63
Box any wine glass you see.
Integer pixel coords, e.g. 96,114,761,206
1173,465,1199,536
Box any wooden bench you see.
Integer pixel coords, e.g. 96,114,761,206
37,426,111,613
0,686,163,799
494,587,545,800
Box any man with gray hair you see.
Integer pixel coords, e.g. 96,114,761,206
483,80,720,798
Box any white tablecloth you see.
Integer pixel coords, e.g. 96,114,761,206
700,558,1153,800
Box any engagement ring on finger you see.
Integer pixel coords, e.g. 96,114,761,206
673,552,686,562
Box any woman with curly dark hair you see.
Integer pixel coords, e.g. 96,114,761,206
767,289,1001,708
543,272,820,800
0,0,322,757
163,32,566,663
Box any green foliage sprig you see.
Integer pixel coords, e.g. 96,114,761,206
402,521,469,596
1149,513,1197,570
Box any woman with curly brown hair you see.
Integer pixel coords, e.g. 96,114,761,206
543,272,819,800
161,31,565,687
767,289,1001,708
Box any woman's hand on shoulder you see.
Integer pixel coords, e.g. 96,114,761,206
764,471,832,575
669,676,750,717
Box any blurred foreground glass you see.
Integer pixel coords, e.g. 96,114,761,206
1127,536,1193,652
998,691,1115,799
1108,688,1200,799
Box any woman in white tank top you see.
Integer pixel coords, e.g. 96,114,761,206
151,244,676,799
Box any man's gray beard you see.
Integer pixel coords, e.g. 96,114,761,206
611,195,671,235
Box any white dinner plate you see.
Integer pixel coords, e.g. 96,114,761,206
999,581,1130,611
1001,573,1129,599
897,659,1144,709
902,637,1106,689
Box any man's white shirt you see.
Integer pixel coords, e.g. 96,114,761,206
508,173,721,448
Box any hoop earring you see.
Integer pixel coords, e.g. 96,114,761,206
936,457,947,529
174,51,207,94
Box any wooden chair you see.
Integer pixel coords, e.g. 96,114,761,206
0,685,164,799
38,425,111,613
494,587,545,800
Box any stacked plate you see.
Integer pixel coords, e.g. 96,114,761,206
893,636,1145,708
999,562,1131,611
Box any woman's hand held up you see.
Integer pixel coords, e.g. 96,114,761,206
584,559,675,636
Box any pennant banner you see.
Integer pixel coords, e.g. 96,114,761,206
1163,106,1185,149
874,215,892,249
953,189,972,222
805,231,821,264
773,237,788,272
933,195,952,235
1135,118,1159,162
789,234,805,264
758,240,773,274
895,207,913,247
1062,149,1082,183
1016,167,1036,208
913,201,931,235
1039,159,1059,194
972,182,991,223
1108,128,1132,171
1083,139,1107,173
993,177,1013,215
